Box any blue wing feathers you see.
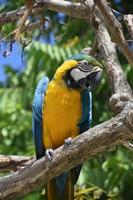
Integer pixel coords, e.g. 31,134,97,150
32,74,92,199
32,76,49,159
78,90,92,133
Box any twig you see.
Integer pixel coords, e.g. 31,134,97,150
14,9,31,41
14,0,34,41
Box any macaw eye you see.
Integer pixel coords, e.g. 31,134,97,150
93,66,102,71
93,66,98,70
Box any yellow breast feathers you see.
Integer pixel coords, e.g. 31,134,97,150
43,60,82,149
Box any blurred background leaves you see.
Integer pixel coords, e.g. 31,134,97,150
0,0,133,199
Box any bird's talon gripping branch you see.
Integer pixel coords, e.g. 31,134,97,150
64,137,73,147
45,149,54,160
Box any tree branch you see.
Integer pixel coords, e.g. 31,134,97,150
0,155,33,172
124,15,133,39
81,0,132,96
80,0,133,117
94,0,133,66
0,114,133,200
96,22,132,95
96,22,133,112
0,0,88,26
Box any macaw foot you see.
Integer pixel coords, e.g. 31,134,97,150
64,137,73,147
45,149,54,160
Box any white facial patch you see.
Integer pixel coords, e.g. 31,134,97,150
70,68,90,82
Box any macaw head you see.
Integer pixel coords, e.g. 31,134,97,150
54,53,103,91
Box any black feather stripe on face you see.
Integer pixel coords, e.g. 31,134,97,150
63,59,102,90
77,60,92,72
63,69,80,89
63,60,92,89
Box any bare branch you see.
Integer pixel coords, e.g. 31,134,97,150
0,155,33,172
122,141,133,150
97,23,133,114
0,113,133,200
79,0,133,117
0,0,88,26
81,0,132,97
0,7,25,25
94,0,133,66
14,8,31,41
124,15,133,39
96,23,132,95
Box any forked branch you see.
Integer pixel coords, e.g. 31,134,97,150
0,114,133,200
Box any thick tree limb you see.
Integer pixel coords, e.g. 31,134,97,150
0,114,133,200
82,0,132,96
94,0,133,66
96,22,132,96
96,23,133,113
0,155,34,172
124,15,133,39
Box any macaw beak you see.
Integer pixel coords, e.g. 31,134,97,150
77,67,102,90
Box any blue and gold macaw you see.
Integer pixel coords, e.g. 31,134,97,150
32,53,102,200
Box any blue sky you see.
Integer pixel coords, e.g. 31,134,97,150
0,32,56,82
0,43,23,81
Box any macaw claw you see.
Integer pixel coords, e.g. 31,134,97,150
64,137,73,147
45,149,54,160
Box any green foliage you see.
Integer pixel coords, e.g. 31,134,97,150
77,147,133,200
0,86,33,155
1,40,133,200
0,1,133,200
